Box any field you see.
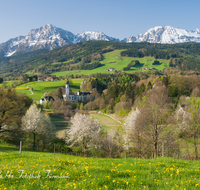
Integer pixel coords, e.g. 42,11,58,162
0,80,18,87
15,79,83,100
89,113,121,132
49,114,69,139
0,145,200,190
52,50,169,77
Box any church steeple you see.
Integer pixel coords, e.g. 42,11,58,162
66,79,69,97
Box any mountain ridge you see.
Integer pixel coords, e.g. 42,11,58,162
1,24,200,57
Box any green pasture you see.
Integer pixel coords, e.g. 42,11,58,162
0,80,18,87
1,145,200,189
52,50,169,77
49,114,69,139
15,79,83,100
89,113,120,132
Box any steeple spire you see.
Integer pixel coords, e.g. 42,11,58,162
66,79,69,97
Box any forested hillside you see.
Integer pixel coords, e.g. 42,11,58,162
0,41,200,77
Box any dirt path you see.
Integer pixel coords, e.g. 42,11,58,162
99,112,122,124
89,111,122,124
26,85,33,95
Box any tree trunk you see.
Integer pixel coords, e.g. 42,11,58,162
194,134,198,160
33,133,36,150
154,125,158,158
42,138,45,151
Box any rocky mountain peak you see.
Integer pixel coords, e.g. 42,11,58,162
1,24,200,57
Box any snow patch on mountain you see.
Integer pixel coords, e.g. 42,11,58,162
76,31,119,42
121,36,137,43
136,26,200,44
5,50,17,57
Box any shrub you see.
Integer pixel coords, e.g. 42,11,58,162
118,108,129,117
115,101,132,115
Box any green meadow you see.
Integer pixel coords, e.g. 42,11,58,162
52,50,169,77
0,145,200,190
0,80,18,87
15,79,84,101
89,113,121,132
49,114,69,139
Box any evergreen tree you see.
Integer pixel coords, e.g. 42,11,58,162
57,87,63,99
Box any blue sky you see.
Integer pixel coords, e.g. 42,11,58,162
0,0,199,43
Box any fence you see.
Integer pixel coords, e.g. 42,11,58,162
5,141,200,160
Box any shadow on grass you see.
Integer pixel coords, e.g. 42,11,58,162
135,63,144,68
0,146,18,152
130,63,144,70
101,55,106,61
0,145,53,154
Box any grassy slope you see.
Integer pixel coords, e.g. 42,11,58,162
15,79,83,100
0,145,200,189
0,80,18,87
49,114,69,139
52,50,169,77
89,113,121,132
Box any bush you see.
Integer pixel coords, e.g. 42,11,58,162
115,101,132,115
152,60,161,65
123,67,131,71
118,108,129,117
106,105,113,113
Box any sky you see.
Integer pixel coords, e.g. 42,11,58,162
0,0,200,44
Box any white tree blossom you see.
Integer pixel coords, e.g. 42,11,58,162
22,104,42,134
175,105,190,130
22,104,55,149
122,108,140,151
65,113,103,153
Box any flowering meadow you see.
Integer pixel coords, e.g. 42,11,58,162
0,146,200,190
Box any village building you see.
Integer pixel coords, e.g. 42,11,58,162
40,96,55,104
105,68,115,72
62,79,91,102
109,68,115,71
38,77,59,81
40,79,92,104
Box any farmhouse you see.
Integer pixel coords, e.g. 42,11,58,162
62,79,91,102
105,68,115,72
38,77,59,81
40,96,54,104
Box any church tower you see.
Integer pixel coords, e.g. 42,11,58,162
66,79,69,98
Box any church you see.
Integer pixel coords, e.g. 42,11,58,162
62,79,91,102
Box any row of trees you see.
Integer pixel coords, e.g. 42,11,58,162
121,48,179,60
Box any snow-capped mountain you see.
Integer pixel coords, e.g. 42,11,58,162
0,24,76,57
1,24,200,57
0,24,120,57
76,31,119,42
121,36,137,43
136,26,200,44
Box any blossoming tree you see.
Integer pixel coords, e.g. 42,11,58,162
65,113,103,154
22,104,55,150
